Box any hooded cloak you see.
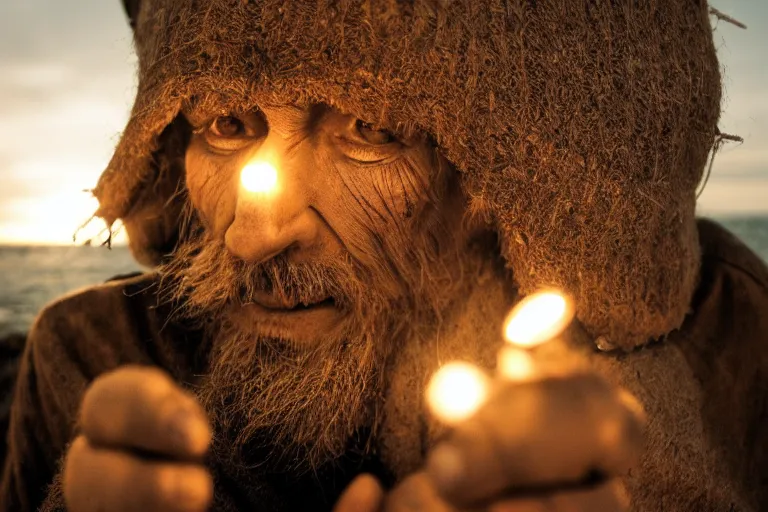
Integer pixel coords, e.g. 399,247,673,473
5,4,768,512
95,0,721,350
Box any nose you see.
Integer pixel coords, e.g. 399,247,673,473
224,137,321,265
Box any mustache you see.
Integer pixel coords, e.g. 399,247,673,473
158,231,378,324
158,190,471,331
233,255,352,309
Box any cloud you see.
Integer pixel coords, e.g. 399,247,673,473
0,0,765,246
0,0,135,67
0,0,135,245
0,190,98,243
6,62,73,88
711,2,768,182
710,145,768,177
698,177,768,215
0,89,132,205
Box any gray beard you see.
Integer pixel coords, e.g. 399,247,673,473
194,313,403,474
159,235,458,474
157,179,477,472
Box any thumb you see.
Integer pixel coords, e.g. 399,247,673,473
333,474,384,512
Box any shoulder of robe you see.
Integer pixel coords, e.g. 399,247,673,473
696,217,768,291
684,217,768,354
27,272,162,380
676,217,768,378
585,220,768,511
588,217,768,434
599,219,768,511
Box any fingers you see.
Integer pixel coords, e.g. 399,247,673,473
488,479,628,512
64,436,213,512
382,472,455,512
333,474,385,512
80,365,211,458
425,374,644,506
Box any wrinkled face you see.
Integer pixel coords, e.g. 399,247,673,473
182,102,466,346
166,101,477,470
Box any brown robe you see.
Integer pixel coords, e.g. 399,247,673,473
1,218,766,511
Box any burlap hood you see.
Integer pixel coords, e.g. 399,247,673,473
96,0,721,350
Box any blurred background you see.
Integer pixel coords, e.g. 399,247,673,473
0,0,766,337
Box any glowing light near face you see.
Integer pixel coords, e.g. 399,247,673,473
426,362,490,424
240,160,279,194
497,346,536,380
504,291,574,347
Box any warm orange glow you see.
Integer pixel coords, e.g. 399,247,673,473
0,190,127,246
497,346,536,380
426,362,490,424
71,195,109,244
504,291,574,347
240,160,279,194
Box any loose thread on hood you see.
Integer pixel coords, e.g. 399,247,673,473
708,7,747,30
696,129,745,200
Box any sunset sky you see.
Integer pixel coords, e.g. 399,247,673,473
0,1,766,245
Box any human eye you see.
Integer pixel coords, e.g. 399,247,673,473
209,115,248,138
337,119,403,163
196,112,266,152
355,120,396,145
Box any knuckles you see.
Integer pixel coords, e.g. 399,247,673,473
492,373,646,450
78,365,211,457
428,372,645,504
80,366,175,429
67,365,213,512
63,434,213,512
62,436,89,510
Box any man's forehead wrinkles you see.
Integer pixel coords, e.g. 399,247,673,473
260,103,313,128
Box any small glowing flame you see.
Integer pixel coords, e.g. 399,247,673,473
240,160,279,194
504,291,574,347
497,346,536,380
426,362,490,424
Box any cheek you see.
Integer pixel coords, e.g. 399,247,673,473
375,157,433,219
185,142,240,236
346,155,434,221
318,151,439,254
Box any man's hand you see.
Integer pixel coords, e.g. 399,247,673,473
63,366,213,512
336,372,644,511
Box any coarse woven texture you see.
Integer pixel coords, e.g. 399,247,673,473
95,0,722,349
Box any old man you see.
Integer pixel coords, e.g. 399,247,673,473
2,1,767,511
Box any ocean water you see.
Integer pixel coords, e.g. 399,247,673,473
1,216,767,337
0,245,141,337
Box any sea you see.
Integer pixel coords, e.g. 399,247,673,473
1,216,767,338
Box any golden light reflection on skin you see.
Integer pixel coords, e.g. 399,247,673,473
503,291,574,348
497,346,536,381
426,290,574,424
426,362,490,425
240,160,280,195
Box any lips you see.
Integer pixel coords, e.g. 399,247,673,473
249,290,333,311
229,290,344,346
